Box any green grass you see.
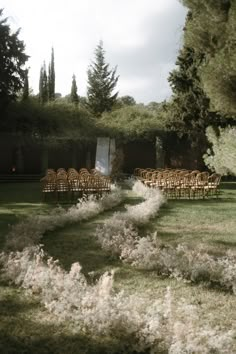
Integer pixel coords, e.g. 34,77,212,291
0,286,127,354
137,182,236,256
0,183,53,249
0,182,236,353
162,183,235,251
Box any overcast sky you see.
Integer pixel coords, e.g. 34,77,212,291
1,0,187,104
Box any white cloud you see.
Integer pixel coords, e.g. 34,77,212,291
1,0,187,102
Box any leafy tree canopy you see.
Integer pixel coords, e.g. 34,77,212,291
0,9,29,110
2,98,96,143
180,1,236,117
98,105,165,141
204,126,236,175
145,101,162,112
116,95,136,108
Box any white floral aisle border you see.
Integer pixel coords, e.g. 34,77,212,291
0,180,235,352
5,184,125,251
3,178,236,295
95,179,165,255
95,181,236,294
0,247,234,353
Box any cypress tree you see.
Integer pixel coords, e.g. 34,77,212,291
70,74,79,105
22,68,29,100
48,47,55,101
39,66,43,101
39,61,48,104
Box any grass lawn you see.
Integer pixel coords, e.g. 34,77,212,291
0,181,236,353
0,183,53,249
144,182,236,254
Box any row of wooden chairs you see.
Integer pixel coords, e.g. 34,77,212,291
134,168,221,199
40,168,111,202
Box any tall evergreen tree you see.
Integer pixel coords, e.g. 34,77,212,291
48,47,55,101
167,46,216,139
22,68,29,100
87,41,119,116
0,9,29,111
39,62,48,104
70,74,79,105
165,11,229,144
39,66,43,101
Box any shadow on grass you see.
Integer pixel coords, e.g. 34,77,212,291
0,294,152,354
0,332,153,354
42,195,145,275
0,203,54,213
220,182,236,190
43,222,121,275
213,240,236,248
0,183,41,203
186,277,235,295
0,297,37,316
167,197,235,206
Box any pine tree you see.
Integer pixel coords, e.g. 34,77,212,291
87,41,119,116
48,47,55,101
22,68,29,100
70,74,79,105
167,46,213,137
165,11,227,144
39,62,48,104
164,44,225,151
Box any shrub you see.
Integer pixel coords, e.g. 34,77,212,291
204,126,236,176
